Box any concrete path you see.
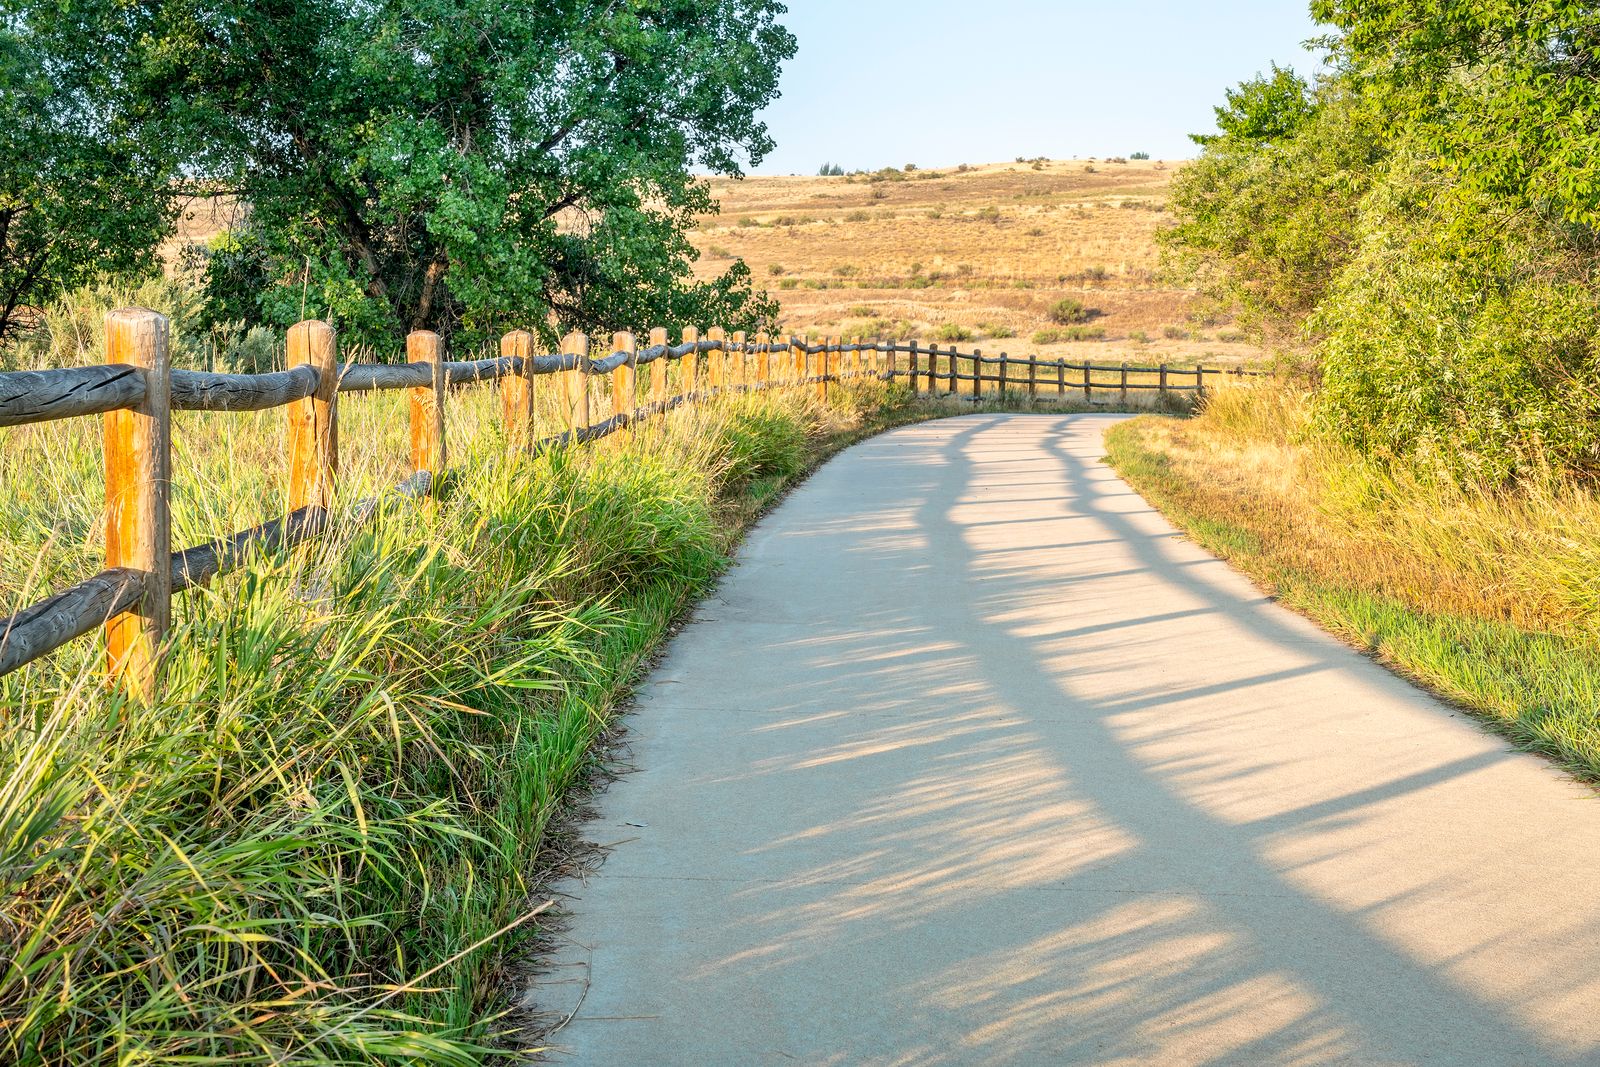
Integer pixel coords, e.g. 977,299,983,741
528,414,1600,1066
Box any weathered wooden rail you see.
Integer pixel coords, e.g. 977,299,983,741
0,314,1255,694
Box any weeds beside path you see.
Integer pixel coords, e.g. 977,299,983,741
1105,386,1600,785
0,381,945,1064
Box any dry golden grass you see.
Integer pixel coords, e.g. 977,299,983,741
1104,383,1600,779
693,158,1260,366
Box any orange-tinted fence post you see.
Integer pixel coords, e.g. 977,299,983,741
908,340,921,395
611,331,636,423
681,326,700,398
971,348,983,401
287,319,338,512
104,307,172,699
408,330,446,489
707,327,725,393
650,327,669,405
564,331,590,435
817,336,834,402
789,335,804,388
500,329,535,448
756,331,771,386
732,330,747,390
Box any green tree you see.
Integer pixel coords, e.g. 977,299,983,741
0,27,175,343
18,0,795,350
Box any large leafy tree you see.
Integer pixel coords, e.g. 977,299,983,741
14,0,793,349
0,24,175,343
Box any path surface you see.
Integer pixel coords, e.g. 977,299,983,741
528,414,1600,1066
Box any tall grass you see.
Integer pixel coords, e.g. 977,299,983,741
1,376,908,1062
1105,381,1600,778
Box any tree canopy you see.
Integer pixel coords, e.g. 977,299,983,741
3,0,795,349
1166,3,1600,482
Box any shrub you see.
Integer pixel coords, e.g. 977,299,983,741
870,188,888,200
1162,325,1189,340
1130,151,1151,160
1084,164,1097,173
978,321,1016,339
1025,226,1045,237
1048,297,1093,325
1032,328,1064,345
737,216,762,228
975,206,1001,222
768,264,785,276
832,265,858,277
934,323,974,342
845,210,871,222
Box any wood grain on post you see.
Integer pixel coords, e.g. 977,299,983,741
1056,358,1065,398
817,336,834,402
408,330,446,483
649,327,669,404
972,349,983,401
500,329,535,448
706,327,726,394
1196,362,1206,402
1027,354,1038,399
286,319,338,513
563,331,590,433
681,326,700,397
998,351,1008,397
1084,361,1093,402
1159,362,1169,399
731,331,747,390
755,331,771,385
611,331,636,421
908,341,920,395
1120,361,1129,406
103,308,172,698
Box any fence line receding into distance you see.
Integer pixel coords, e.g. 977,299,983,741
0,311,1256,694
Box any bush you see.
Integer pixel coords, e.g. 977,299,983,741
1131,151,1151,160
768,264,785,276
845,210,871,222
1048,297,1093,325
934,323,974,342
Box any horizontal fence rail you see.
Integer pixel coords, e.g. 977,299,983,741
0,314,1261,693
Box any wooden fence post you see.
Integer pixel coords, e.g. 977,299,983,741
707,327,725,394
908,341,920,394
971,348,982,401
998,351,1008,398
649,327,669,405
817,336,834,402
1055,358,1065,399
1084,361,1094,403
104,307,171,699
682,326,700,397
408,330,446,486
1027,354,1038,400
732,330,747,390
611,331,636,422
500,329,535,448
564,331,590,434
756,331,771,386
1196,362,1206,403
1120,361,1129,406
287,319,338,512
1159,362,1169,401
789,336,804,388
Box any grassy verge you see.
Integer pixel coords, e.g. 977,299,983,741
0,379,929,1063
1104,383,1600,782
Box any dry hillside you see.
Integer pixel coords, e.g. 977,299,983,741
692,158,1257,365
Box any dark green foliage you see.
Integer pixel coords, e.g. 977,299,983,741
0,27,176,342
10,0,795,352
1165,11,1600,481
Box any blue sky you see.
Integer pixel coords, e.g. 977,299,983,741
749,1,1326,174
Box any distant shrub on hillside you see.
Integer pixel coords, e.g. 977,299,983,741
1130,151,1151,160
1048,297,1093,325
817,162,845,176
934,323,974,342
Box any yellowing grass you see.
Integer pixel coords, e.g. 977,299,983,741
1106,381,1600,778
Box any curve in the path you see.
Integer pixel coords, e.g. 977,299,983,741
525,414,1600,1067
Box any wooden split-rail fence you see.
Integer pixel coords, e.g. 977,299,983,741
0,310,1248,695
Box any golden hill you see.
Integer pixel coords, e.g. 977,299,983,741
693,158,1256,365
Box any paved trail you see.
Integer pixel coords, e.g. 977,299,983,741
530,414,1600,1066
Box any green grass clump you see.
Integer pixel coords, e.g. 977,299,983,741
0,380,901,1063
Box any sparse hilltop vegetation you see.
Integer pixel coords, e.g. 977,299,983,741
690,159,1261,367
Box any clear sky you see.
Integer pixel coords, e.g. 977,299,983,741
749,1,1326,175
